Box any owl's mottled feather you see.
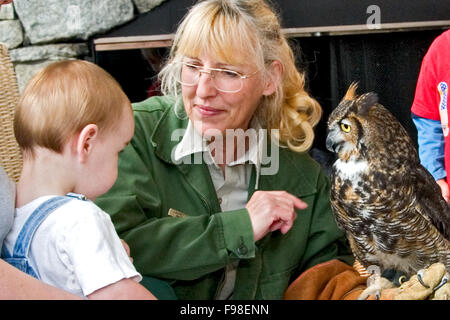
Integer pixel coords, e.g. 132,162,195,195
326,86,450,276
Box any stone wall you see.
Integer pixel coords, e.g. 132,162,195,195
0,0,167,92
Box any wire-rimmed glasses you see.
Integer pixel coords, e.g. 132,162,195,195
174,61,259,93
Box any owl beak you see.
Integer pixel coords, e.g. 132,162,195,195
326,134,338,153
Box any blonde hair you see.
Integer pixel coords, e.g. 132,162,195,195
159,0,322,152
14,60,131,156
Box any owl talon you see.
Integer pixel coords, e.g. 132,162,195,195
433,274,448,292
417,269,430,289
358,273,394,300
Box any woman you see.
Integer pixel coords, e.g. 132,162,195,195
96,0,352,299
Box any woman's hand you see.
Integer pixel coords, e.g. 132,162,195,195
246,190,308,242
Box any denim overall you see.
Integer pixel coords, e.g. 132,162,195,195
1,193,87,279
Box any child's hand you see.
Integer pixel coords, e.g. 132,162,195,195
436,179,450,202
0,0,13,6
120,239,133,263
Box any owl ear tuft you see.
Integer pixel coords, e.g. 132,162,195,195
344,82,359,101
359,92,379,116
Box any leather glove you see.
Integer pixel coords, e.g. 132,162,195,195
367,263,449,300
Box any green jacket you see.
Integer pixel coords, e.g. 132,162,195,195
96,96,352,299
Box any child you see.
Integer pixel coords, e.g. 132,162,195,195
411,29,450,202
1,60,156,299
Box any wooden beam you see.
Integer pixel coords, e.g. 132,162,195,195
94,20,450,51
95,40,173,51
282,20,450,37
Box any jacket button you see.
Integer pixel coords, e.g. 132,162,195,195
237,245,248,256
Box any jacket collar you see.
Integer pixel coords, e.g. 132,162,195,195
172,118,265,189
150,105,188,164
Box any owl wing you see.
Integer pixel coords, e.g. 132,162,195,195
413,164,450,240
330,196,377,269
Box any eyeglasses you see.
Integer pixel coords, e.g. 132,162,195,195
174,61,258,93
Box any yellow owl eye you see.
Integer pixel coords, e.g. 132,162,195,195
340,123,351,133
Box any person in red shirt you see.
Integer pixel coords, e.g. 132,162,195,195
411,29,450,202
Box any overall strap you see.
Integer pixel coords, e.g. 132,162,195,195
1,241,10,258
11,196,73,258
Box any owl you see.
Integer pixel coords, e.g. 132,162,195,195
326,84,450,298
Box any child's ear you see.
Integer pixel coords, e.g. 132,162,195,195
262,60,282,96
76,124,99,163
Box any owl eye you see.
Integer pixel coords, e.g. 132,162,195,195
340,123,352,133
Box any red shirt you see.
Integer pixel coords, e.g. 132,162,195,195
412,29,450,120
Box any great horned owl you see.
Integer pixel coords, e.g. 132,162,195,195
326,84,450,297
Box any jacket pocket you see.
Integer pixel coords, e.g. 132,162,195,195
259,265,298,299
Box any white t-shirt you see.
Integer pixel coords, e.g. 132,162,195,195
3,196,142,298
